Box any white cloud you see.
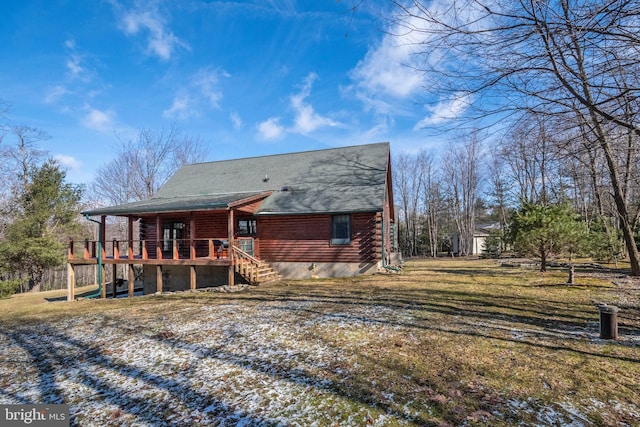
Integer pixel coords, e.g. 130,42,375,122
257,117,285,140
44,85,69,104
82,107,115,132
119,5,189,61
351,35,424,100
66,54,84,77
163,94,195,120
230,112,243,129
193,68,229,108
289,73,339,135
255,73,339,140
63,38,93,82
162,68,230,120
54,154,82,171
348,0,481,121
414,92,472,129
349,6,434,106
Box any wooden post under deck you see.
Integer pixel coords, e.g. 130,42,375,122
112,264,117,298
190,265,196,291
67,262,75,302
101,264,106,299
128,264,135,298
228,208,235,287
156,265,163,293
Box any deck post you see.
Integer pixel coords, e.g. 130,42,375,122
228,208,235,287
128,264,135,298
209,239,215,260
156,265,163,293
67,262,75,302
101,264,106,299
112,264,118,298
190,265,196,291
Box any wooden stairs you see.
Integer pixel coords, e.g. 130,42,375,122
231,245,281,285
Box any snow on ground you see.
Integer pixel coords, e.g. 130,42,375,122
0,301,413,426
0,297,638,426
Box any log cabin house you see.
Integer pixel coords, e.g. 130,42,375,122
67,142,399,300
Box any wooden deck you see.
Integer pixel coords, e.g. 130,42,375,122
66,237,279,301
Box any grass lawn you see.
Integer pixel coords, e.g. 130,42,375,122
0,258,639,426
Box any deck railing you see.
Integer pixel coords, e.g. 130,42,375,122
68,238,252,261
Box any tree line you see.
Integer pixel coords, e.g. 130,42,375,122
0,100,208,297
390,0,640,275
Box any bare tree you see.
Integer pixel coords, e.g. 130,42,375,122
393,151,424,256
1,126,48,195
0,125,49,239
91,124,209,206
442,134,483,256
420,150,443,257
391,0,640,274
486,151,510,249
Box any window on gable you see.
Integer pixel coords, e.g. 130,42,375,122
237,219,257,236
331,214,351,245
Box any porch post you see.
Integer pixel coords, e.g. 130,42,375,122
128,215,134,260
100,216,107,260
228,208,235,287
67,262,75,302
190,212,196,259
156,215,162,260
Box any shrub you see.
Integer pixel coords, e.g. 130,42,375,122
0,279,21,298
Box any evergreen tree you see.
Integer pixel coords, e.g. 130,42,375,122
0,160,83,292
509,202,588,272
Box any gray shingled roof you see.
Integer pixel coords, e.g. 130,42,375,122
84,142,390,216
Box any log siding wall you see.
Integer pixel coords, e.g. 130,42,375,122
138,210,383,264
258,212,381,263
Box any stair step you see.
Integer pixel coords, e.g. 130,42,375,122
232,248,280,285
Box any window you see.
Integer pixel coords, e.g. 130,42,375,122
237,219,257,236
162,221,185,254
331,214,351,245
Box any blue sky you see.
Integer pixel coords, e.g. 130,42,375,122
0,0,457,185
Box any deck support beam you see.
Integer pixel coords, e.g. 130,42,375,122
190,265,196,291
67,263,75,302
227,208,235,287
156,265,163,293
128,264,135,298
112,264,118,298
101,264,106,299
